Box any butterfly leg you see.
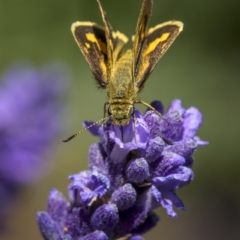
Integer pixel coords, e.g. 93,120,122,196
135,99,169,124
103,101,109,119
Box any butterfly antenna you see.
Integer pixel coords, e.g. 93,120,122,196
62,117,107,142
132,116,173,145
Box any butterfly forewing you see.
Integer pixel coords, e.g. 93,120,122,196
133,0,153,76
96,0,114,74
135,21,183,89
71,22,108,88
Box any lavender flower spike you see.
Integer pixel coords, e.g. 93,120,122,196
37,100,208,240
0,63,67,220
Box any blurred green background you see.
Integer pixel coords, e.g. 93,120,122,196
1,0,240,239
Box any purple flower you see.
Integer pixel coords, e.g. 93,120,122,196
37,100,208,239
0,64,67,218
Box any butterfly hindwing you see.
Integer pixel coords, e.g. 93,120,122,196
71,21,108,88
135,21,183,89
97,0,128,67
96,0,114,73
111,31,128,62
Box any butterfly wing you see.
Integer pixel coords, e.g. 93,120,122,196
96,0,128,69
135,20,183,89
71,22,108,88
132,0,152,77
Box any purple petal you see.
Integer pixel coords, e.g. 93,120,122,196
149,100,164,115
184,156,194,168
111,183,137,210
68,171,93,206
84,121,100,137
129,236,144,240
37,211,63,240
91,204,119,234
108,112,149,163
69,171,91,184
161,110,183,141
108,120,135,143
153,166,194,190
167,99,185,115
106,160,125,190
145,136,165,163
162,191,185,210
62,235,73,240
107,110,149,159
108,140,131,163
194,136,209,146
64,208,81,238
117,188,152,235
151,185,176,217
144,111,162,139
134,110,150,144
48,189,69,228
88,143,107,173
69,170,110,206
183,107,202,139
165,139,197,158
91,169,110,196
65,208,91,238
151,152,185,177
82,230,108,240
78,208,92,236
125,158,150,183
132,212,159,236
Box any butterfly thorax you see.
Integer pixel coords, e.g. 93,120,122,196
107,50,138,125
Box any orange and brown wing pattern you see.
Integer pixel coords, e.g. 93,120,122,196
71,22,108,88
96,0,128,68
135,21,183,89
133,0,152,76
